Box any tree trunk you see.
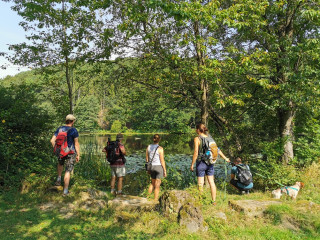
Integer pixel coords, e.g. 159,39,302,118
193,21,208,126
62,0,73,114
278,102,295,164
200,79,209,126
65,56,73,114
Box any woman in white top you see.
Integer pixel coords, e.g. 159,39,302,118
146,134,167,200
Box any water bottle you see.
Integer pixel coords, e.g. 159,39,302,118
206,150,211,158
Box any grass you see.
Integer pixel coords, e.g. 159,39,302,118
1,184,319,240
1,163,319,240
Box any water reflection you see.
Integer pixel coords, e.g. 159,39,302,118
80,134,195,155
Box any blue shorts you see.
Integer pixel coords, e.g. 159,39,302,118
196,161,214,177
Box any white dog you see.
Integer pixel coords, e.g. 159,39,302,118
271,182,304,200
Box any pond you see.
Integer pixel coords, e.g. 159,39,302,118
80,133,195,155
77,133,232,195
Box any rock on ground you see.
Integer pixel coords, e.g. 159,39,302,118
229,200,281,217
159,190,197,216
215,211,227,221
178,203,207,233
108,195,157,211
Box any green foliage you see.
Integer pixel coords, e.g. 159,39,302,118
294,117,320,167
74,95,100,132
110,120,122,133
2,0,320,192
0,84,55,189
250,161,299,191
161,156,196,191
300,162,320,204
76,142,111,185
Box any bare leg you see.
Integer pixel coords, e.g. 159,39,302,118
207,175,216,202
154,179,161,200
117,177,123,192
197,177,205,193
148,183,154,194
204,175,209,188
57,164,63,177
64,171,71,192
111,176,116,190
148,179,156,194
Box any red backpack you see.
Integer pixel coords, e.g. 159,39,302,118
54,127,74,159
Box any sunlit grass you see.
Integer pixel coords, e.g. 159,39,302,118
0,185,319,240
1,159,319,239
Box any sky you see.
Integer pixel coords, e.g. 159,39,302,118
0,1,29,79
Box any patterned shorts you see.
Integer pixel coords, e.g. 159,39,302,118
58,154,76,172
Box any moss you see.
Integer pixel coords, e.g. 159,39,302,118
115,211,138,223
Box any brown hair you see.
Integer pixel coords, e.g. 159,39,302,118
234,157,242,164
196,123,208,134
153,134,161,144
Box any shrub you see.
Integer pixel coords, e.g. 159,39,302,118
0,84,55,189
248,139,299,190
74,95,100,132
110,120,122,133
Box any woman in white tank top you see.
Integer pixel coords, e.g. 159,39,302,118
145,134,167,200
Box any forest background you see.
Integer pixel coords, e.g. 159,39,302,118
1,0,320,192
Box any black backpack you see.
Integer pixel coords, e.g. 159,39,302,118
236,164,253,186
106,138,125,164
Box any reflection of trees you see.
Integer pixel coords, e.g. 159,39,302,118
79,134,194,155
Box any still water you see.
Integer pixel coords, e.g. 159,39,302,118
80,133,195,156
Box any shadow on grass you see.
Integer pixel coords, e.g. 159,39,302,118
0,200,158,240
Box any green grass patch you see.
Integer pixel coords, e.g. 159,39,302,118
1,184,320,240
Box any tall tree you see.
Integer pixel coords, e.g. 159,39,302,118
4,0,112,114
108,0,227,126
223,0,320,162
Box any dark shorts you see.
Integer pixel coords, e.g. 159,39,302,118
150,165,164,179
58,154,76,172
196,161,214,177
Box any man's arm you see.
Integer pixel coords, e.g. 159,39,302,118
74,137,80,162
50,135,56,148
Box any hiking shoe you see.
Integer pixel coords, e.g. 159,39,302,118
55,180,61,186
241,191,246,195
245,190,250,194
212,201,217,206
62,191,70,197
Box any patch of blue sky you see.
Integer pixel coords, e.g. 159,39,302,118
0,1,30,78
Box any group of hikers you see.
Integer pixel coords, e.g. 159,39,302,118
51,114,253,205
